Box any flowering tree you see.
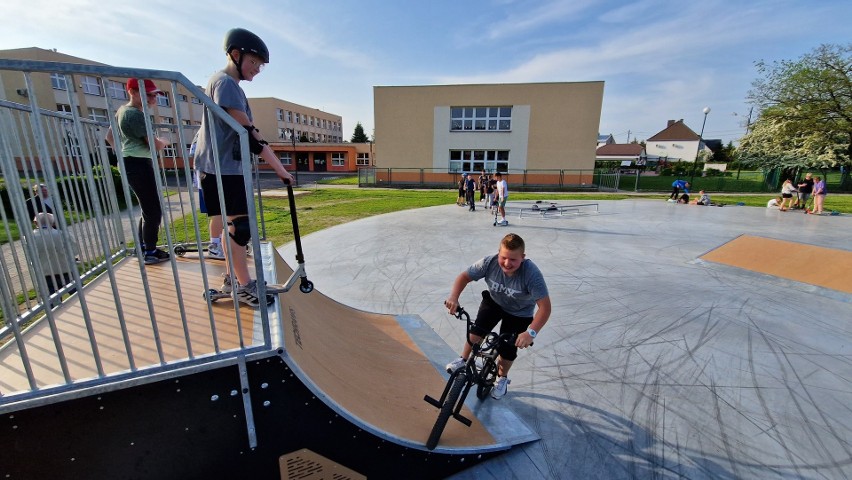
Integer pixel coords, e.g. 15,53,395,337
739,44,851,187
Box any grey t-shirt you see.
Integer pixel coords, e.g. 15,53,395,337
194,70,253,175
467,254,548,317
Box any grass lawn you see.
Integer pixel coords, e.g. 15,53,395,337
168,188,851,248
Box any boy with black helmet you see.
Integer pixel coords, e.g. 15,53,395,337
195,27,295,308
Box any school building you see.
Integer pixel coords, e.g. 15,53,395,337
0,48,359,174
371,82,604,188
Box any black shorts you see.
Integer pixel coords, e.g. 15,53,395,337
782,193,793,199
472,290,533,361
200,174,248,217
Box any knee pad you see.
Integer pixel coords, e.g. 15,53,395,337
227,216,252,246
497,335,519,361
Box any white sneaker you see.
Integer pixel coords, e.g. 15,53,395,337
500,219,508,226
207,242,225,260
445,357,466,374
491,376,510,399
235,279,274,308
219,273,233,294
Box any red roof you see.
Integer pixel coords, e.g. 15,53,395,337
647,120,700,141
596,143,644,156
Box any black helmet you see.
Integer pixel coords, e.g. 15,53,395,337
223,28,269,63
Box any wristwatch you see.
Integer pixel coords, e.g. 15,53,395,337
526,328,537,338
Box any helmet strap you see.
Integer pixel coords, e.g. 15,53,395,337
229,50,246,80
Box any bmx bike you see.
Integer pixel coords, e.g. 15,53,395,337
423,306,524,450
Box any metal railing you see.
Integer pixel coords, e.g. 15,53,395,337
0,59,278,408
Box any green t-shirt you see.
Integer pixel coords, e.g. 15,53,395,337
116,104,151,158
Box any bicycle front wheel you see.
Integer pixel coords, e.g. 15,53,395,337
426,373,467,450
476,358,498,400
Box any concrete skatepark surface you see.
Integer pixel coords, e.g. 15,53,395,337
279,198,852,479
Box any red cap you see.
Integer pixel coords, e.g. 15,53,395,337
126,78,162,94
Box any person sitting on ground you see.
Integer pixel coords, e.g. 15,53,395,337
677,193,690,204
767,196,782,208
444,233,551,400
691,190,711,205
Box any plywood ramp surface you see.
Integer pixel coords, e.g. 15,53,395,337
276,254,496,449
0,257,258,394
700,234,852,294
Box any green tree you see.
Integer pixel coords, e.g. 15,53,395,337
351,122,369,143
739,44,851,187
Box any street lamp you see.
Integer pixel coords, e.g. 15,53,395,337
690,106,711,184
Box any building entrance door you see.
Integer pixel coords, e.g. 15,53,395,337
313,153,327,172
297,154,310,171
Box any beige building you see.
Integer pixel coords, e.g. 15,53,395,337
373,82,603,186
249,97,343,144
1,48,359,173
0,47,206,166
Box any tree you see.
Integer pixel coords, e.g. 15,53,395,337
351,122,369,143
739,43,851,187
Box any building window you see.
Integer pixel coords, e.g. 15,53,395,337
279,153,292,165
81,76,102,96
277,109,284,121
107,81,127,100
177,93,188,102
162,116,174,124
450,106,512,131
163,143,177,157
294,113,301,124
286,111,292,122
51,73,67,90
448,149,509,173
356,153,370,166
331,153,345,166
157,92,170,107
87,108,108,123
56,104,72,116
182,119,191,126
191,96,202,105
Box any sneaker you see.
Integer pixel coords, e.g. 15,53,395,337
491,376,510,400
219,273,233,294
445,357,466,374
235,279,274,308
500,219,508,226
207,242,225,260
144,249,170,265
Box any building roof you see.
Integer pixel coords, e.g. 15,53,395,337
647,120,700,141
596,143,644,156
597,133,613,143
0,47,107,66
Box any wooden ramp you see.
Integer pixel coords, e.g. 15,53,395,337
272,250,537,452
700,234,852,294
0,256,259,394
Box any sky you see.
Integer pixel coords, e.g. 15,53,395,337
2,0,850,145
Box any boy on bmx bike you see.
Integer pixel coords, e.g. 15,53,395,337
444,233,551,399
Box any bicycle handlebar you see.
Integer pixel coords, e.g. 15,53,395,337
453,306,532,347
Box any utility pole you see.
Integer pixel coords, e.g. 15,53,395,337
626,130,631,143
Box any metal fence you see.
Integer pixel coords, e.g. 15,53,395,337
0,59,279,410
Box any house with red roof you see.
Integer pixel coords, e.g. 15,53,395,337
645,119,712,163
595,143,645,166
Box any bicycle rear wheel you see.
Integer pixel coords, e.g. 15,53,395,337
426,373,467,450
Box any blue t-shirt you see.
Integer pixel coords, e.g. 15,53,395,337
467,254,548,317
672,180,688,189
194,70,253,175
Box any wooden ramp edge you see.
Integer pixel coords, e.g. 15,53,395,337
267,244,538,453
700,234,852,294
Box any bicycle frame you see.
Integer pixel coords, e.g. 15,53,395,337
424,307,510,432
